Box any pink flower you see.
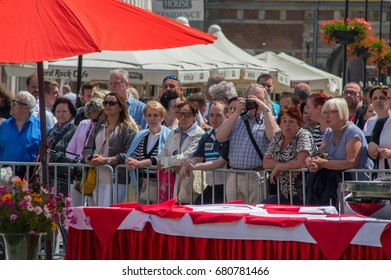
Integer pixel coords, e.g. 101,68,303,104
33,206,43,215
18,200,28,208
10,214,18,220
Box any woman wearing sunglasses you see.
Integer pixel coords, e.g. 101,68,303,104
158,101,205,203
83,92,138,206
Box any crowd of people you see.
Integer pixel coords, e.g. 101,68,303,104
0,68,385,207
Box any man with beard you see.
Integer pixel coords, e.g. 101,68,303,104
342,82,365,129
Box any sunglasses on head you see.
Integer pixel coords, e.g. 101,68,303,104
176,112,193,118
11,99,28,106
103,101,118,107
163,75,182,86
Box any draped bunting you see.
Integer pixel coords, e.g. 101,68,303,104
67,201,391,260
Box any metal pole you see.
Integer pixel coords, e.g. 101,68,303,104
365,0,368,20
77,55,83,93
313,1,319,67
37,62,52,260
343,0,349,87
378,0,383,84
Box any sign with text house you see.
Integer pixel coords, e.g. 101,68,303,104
152,0,204,21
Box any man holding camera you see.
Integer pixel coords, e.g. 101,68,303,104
216,83,279,204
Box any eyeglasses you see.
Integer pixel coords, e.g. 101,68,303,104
11,99,28,106
321,110,338,116
103,101,118,107
176,112,193,118
163,75,182,86
343,90,360,97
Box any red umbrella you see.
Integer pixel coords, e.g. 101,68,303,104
0,0,215,190
0,0,214,63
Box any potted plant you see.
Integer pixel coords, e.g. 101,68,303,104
0,177,76,259
320,17,373,46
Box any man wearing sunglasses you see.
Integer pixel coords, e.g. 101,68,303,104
0,91,41,176
109,69,146,129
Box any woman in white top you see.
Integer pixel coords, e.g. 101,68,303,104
363,86,390,139
368,85,391,178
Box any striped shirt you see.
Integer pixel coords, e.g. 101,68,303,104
130,133,159,179
312,124,324,149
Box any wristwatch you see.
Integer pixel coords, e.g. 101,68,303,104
107,157,112,164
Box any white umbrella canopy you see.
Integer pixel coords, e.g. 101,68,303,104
207,25,290,87
255,51,342,95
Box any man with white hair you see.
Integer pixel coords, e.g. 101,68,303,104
0,91,41,163
109,69,146,129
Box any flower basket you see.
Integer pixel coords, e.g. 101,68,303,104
320,17,372,47
355,47,369,59
333,30,358,45
0,176,77,259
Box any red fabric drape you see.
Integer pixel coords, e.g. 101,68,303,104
65,223,388,260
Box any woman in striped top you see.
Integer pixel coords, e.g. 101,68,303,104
305,92,333,149
126,101,171,203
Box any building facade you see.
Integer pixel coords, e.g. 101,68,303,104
204,0,390,84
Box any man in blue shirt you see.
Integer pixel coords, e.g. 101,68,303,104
0,91,41,177
109,69,147,129
179,101,229,204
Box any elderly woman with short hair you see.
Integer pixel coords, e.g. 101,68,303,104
306,98,373,205
125,100,171,203
209,81,237,105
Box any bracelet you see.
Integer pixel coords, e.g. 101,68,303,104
262,107,270,113
150,156,157,165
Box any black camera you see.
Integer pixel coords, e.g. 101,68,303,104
245,99,258,111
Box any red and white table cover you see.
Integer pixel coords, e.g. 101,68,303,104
66,199,391,260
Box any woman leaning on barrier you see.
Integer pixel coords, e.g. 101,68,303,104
125,100,171,204
368,85,391,179
262,107,315,205
47,97,77,194
83,92,138,206
306,98,373,206
157,101,205,204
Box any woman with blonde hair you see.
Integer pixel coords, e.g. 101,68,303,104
126,100,171,203
83,92,138,206
306,98,372,205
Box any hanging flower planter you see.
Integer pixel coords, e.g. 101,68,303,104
320,17,372,47
333,30,358,45
355,46,369,59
